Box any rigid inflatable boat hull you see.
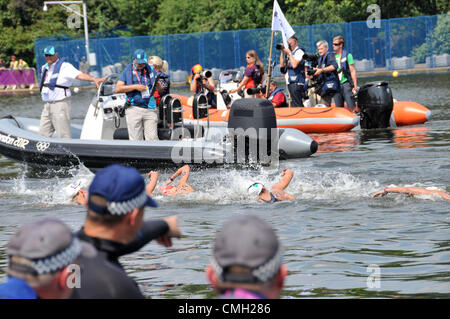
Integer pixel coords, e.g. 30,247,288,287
0,116,317,170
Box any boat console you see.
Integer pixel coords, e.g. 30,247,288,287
80,74,216,142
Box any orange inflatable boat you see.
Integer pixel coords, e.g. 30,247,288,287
173,94,430,133
390,101,431,127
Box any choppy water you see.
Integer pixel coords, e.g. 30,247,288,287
0,72,449,298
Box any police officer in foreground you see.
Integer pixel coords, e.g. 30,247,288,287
73,164,182,298
39,46,104,139
279,34,306,107
206,215,287,299
0,218,95,299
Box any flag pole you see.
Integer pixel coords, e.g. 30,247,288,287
265,30,275,99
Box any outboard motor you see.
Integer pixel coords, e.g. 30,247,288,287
227,98,277,164
192,93,210,139
157,94,185,140
357,81,393,129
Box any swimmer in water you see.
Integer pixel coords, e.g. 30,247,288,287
147,165,195,197
66,166,193,205
64,178,89,205
373,187,450,200
248,169,295,203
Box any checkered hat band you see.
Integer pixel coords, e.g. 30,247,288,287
32,238,82,275
211,245,284,283
107,189,148,216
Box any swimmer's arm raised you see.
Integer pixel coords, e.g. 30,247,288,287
271,169,294,191
146,171,159,196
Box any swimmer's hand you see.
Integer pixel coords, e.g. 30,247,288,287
281,169,293,177
73,189,88,205
373,189,388,198
148,171,158,180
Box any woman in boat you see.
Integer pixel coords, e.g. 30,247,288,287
230,50,264,97
373,187,450,200
148,55,170,107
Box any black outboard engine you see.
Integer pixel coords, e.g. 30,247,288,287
357,81,393,129
227,98,277,164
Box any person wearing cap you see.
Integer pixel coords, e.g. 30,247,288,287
247,169,295,203
148,55,170,108
64,178,90,205
206,215,287,299
279,35,306,107
189,64,216,107
74,164,182,298
116,49,159,141
39,45,105,139
0,218,95,299
146,165,195,197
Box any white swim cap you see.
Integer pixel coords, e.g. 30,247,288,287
247,182,264,197
64,179,88,199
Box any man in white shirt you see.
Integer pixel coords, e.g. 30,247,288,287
279,35,306,107
39,46,104,139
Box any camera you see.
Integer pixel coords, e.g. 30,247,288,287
246,86,267,95
275,43,284,50
303,52,320,77
200,70,212,78
303,53,319,66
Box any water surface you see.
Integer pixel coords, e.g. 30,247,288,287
0,72,449,298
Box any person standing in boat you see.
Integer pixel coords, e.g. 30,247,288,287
39,46,104,139
189,64,216,107
309,40,340,107
116,49,159,141
332,35,358,111
279,35,306,107
230,50,264,98
148,56,170,108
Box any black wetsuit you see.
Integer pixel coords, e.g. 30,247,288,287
71,250,145,299
72,219,169,299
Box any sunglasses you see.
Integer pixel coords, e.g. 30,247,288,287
333,43,341,46
44,54,54,57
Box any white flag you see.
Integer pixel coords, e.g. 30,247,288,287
271,0,295,49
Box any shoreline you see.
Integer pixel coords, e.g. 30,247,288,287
1,66,449,95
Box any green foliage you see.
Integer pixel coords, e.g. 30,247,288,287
412,15,450,63
0,0,448,67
